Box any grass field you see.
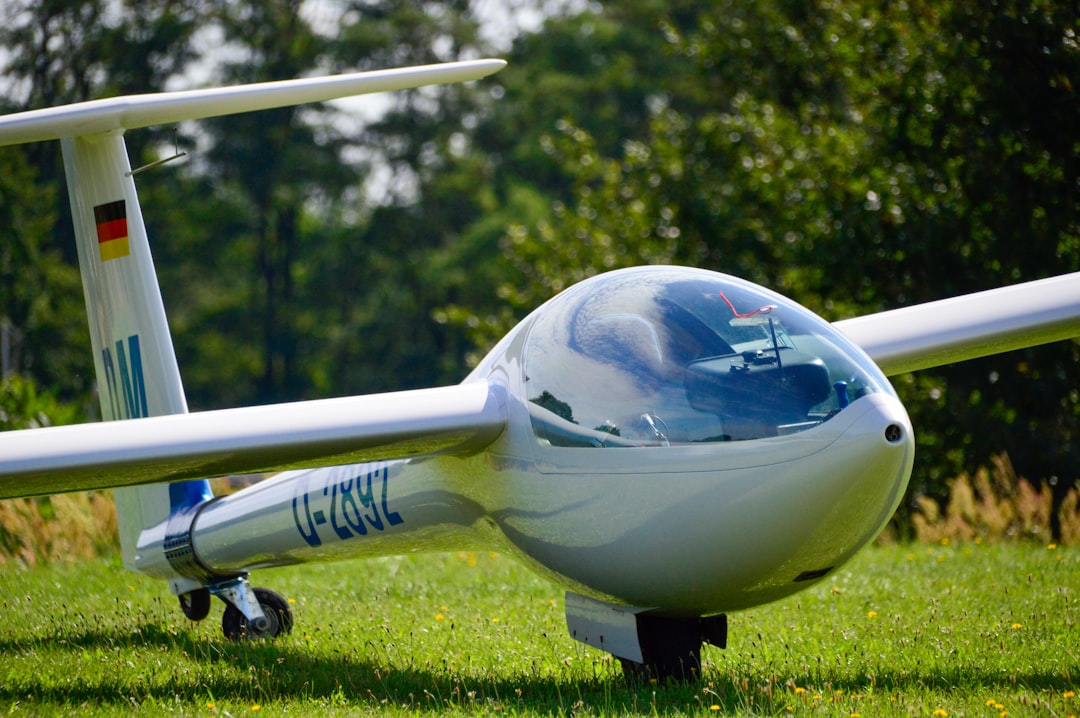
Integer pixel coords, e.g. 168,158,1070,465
1,542,1078,716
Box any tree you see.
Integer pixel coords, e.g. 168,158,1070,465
0,0,213,404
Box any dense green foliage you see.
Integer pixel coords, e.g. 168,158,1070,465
0,0,1077,527
0,545,1077,714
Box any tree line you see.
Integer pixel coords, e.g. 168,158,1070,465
1,0,1077,535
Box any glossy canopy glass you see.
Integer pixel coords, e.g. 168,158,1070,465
523,267,895,447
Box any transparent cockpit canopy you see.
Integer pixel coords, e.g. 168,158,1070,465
523,267,895,447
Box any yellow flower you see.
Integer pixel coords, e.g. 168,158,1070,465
933,710,948,716
287,597,296,604
709,705,720,711
492,617,500,623
794,687,806,695
867,611,878,618
1065,691,1076,698
250,705,261,712
1011,623,1023,630
1048,543,1058,550
436,614,444,621
987,699,998,706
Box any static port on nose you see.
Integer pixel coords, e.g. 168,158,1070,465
884,424,904,443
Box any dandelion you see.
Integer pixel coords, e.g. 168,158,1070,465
987,699,997,706
867,611,878,618
287,597,296,604
1049,544,1058,550
492,617,500,623
1065,691,1076,698
436,614,444,621
250,705,261,712
206,702,216,711
1011,623,1023,630
933,709,947,716
709,705,720,711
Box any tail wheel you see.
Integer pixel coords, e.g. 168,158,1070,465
178,588,212,621
222,587,293,641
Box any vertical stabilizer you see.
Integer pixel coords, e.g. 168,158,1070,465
61,131,211,573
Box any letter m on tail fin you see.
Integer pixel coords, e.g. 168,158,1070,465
101,334,149,420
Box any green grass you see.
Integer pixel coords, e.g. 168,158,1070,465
1,543,1078,716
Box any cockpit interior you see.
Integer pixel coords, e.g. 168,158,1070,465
523,268,894,447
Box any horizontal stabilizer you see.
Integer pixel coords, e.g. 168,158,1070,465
835,272,1080,375
0,59,505,145
0,381,505,500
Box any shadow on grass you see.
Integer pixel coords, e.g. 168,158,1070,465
1,624,1078,713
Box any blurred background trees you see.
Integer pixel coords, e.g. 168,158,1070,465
0,0,1077,536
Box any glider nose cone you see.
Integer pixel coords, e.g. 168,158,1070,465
655,393,915,614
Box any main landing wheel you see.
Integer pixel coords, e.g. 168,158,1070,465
222,587,294,641
619,615,705,683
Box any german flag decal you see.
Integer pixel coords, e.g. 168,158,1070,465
94,200,130,261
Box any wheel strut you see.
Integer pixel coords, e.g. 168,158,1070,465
211,576,293,640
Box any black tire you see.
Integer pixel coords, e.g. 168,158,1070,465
619,615,703,682
619,647,701,683
222,587,293,641
179,587,212,621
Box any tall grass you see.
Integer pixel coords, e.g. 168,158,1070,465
0,544,1077,715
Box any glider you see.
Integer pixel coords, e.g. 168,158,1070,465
0,58,1077,680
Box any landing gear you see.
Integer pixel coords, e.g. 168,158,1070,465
617,615,712,682
175,576,293,641
221,586,293,640
178,587,212,621
564,592,727,683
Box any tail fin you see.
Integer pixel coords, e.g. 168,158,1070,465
61,132,211,573
0,59,505,583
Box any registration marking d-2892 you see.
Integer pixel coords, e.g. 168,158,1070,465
292,463,403,548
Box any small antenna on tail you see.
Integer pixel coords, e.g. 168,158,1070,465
127,127,187,176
